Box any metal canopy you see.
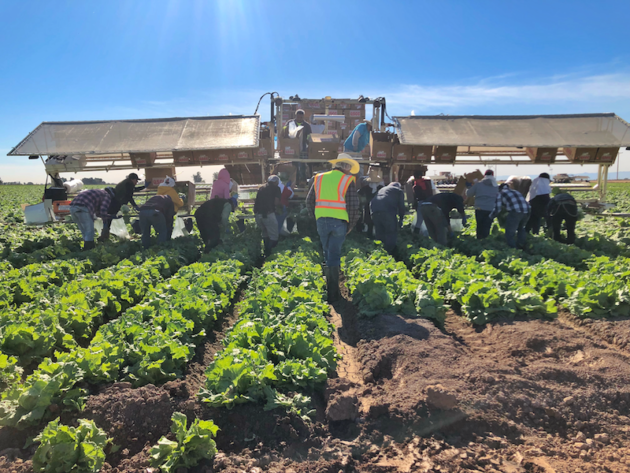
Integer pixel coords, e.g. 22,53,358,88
8,115,260,156
395,113,630,148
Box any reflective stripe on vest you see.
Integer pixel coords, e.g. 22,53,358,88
314,170,355,221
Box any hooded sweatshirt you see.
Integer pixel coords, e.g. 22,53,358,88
157,176,185,212
370,182,406,218
467,176,499,211
210,169,231,200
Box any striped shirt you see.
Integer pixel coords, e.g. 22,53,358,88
491,188,530,218
70,189,112,219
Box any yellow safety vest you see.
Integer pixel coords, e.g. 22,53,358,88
314,170,356,221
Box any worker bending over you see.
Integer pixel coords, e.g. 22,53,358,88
157,176,185,213
195,198,231,252
420,192,467,246
490,183,530,249
138,194,175,249
114,173,145,210
70,188,119,250
547,192,579,244
344,119,372,154
370,182,406,254
254,175,282,255
306,154,360,302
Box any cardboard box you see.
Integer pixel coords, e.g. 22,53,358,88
255,137,274,158
173,151,193,165
434,146,458,163
347,109,363,119
145,167,177,188
308,134,340,159
279,138,301,158
412,146,433,163
370,132,392,161
212,150,235,163
564,147,598,163
392,144,413,162
192,150,214,164
273,163,297,184
596,147,619,163
130,152,156,168
526,147,557,163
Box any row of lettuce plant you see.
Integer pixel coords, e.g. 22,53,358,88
0,238,200,366
0,244,258,431
341,235,448,325
0,230,260,431
197,236,338,418
395,231,556,326
0,239,147,311
447,234,630,319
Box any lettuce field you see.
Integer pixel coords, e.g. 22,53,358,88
1,183,630,473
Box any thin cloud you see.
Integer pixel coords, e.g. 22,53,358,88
383,72,630,112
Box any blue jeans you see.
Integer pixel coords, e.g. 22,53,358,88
505,211,529,248
139,209,168,249
277,205,288,234
371,211,398,252
475,209,493,239
70,205,95,242
316,217,347,267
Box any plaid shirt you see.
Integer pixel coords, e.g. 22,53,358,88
491,188,530,218
307,174,360,229
71,189,112,219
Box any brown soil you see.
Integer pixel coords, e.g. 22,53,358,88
3,279,630,472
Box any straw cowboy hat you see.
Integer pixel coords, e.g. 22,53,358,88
329,154,360,175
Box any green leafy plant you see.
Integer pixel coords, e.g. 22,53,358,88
149,412,218,472
32,418,110,473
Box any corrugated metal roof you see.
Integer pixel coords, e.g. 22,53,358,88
8,115,260,156
395,113,630,148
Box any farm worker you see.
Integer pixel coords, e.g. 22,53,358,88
490,183,531,249
114,173,146,211
547,192,579,244
370,182,406,254
138,194,175,249
466,169,499,239
344,119,372,154
211,169,234,235
157,176,185,212
357,166,384,235
505,175,532,198
283,109,312,153
526,172,552,235
254,175,282,254
69,188,119,250
411,167,436,235
277,180,295,235
195,198,229,252
419,192,467,246
306,154,360,302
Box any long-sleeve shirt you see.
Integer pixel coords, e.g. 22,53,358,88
140,195,175,230
428,192,467,225
114,178,145,207
370,183,406,219
71,189,112,219
157,186,185,212
306,177,360,230
490,188,531,218
466,178,499,211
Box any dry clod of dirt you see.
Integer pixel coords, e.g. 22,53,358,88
425,384,459,410
326,393,359,421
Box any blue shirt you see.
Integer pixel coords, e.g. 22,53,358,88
344,123,370,152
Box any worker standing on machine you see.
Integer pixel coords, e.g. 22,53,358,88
114,173,145,210
344,119,372,154
283,109,312,154
70,188,119,250
306,154,360,302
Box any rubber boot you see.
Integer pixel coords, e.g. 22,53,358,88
327,266,341,303
83,241,96,251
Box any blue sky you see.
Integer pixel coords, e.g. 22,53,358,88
2,0,630,182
